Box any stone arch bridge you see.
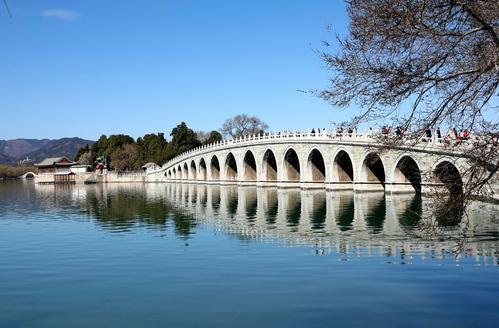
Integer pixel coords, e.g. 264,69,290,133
147,131,474,195
20,172,37,179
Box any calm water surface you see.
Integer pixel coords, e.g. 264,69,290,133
0,181,498,327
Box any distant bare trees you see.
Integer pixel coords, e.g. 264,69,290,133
221,114,269,139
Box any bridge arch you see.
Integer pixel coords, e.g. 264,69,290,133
177,165,183,180
210,155,221,180
173,167,177,179
199,158,207,180
283,147,301,182
183,163,189,180
306,147,326,182
22,172,36,179
392,155,421,193
262,148,278,182
243,150,257,181
332,149,354,183
432,159,463,196
190,160,197,180
431,159,464,222
360,152,386,190
224,152,238,181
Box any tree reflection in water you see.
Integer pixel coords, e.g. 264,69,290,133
60,184,197,238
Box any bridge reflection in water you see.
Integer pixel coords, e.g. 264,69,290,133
32,182,499,264
162,183,496,263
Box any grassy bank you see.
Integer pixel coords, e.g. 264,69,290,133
0,165,37,179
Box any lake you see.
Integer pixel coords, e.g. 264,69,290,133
0,181,498,327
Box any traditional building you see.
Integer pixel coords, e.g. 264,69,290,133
35,157,76,184
35,157,75,173
70,164,92,174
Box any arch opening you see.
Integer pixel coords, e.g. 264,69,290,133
225,153,238,181
199,158,207,180
173,168,177,179
394,156,421,193
333,150,354,182
284,148,300,181
190,161,197,180
210,156,220,180
433,161,463,196
177,165,183,180
243,151,257,181
183,163,189,180
263,149,278,181
307,149,325,182
362,153,385,188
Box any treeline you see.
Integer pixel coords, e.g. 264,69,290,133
0,165,37,179
74,122,223,171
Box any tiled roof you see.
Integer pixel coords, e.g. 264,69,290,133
35,157,74,167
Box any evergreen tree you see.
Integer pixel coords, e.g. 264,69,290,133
165,122,201,160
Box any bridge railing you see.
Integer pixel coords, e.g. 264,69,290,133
151,129,475,173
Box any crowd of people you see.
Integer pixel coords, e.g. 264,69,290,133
307,126,474,146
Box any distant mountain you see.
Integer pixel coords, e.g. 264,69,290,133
0,153,15,163
0,137,94,164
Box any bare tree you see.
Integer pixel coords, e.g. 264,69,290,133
319,0,499,207
221,114,269,139
77,151,93,165
110,144,138,172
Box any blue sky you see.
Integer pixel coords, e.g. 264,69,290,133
0,0,351,140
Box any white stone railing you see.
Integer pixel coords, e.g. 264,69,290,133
150,129,474,174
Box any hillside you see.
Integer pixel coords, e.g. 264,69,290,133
0,137,94,164
0,153,14,163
